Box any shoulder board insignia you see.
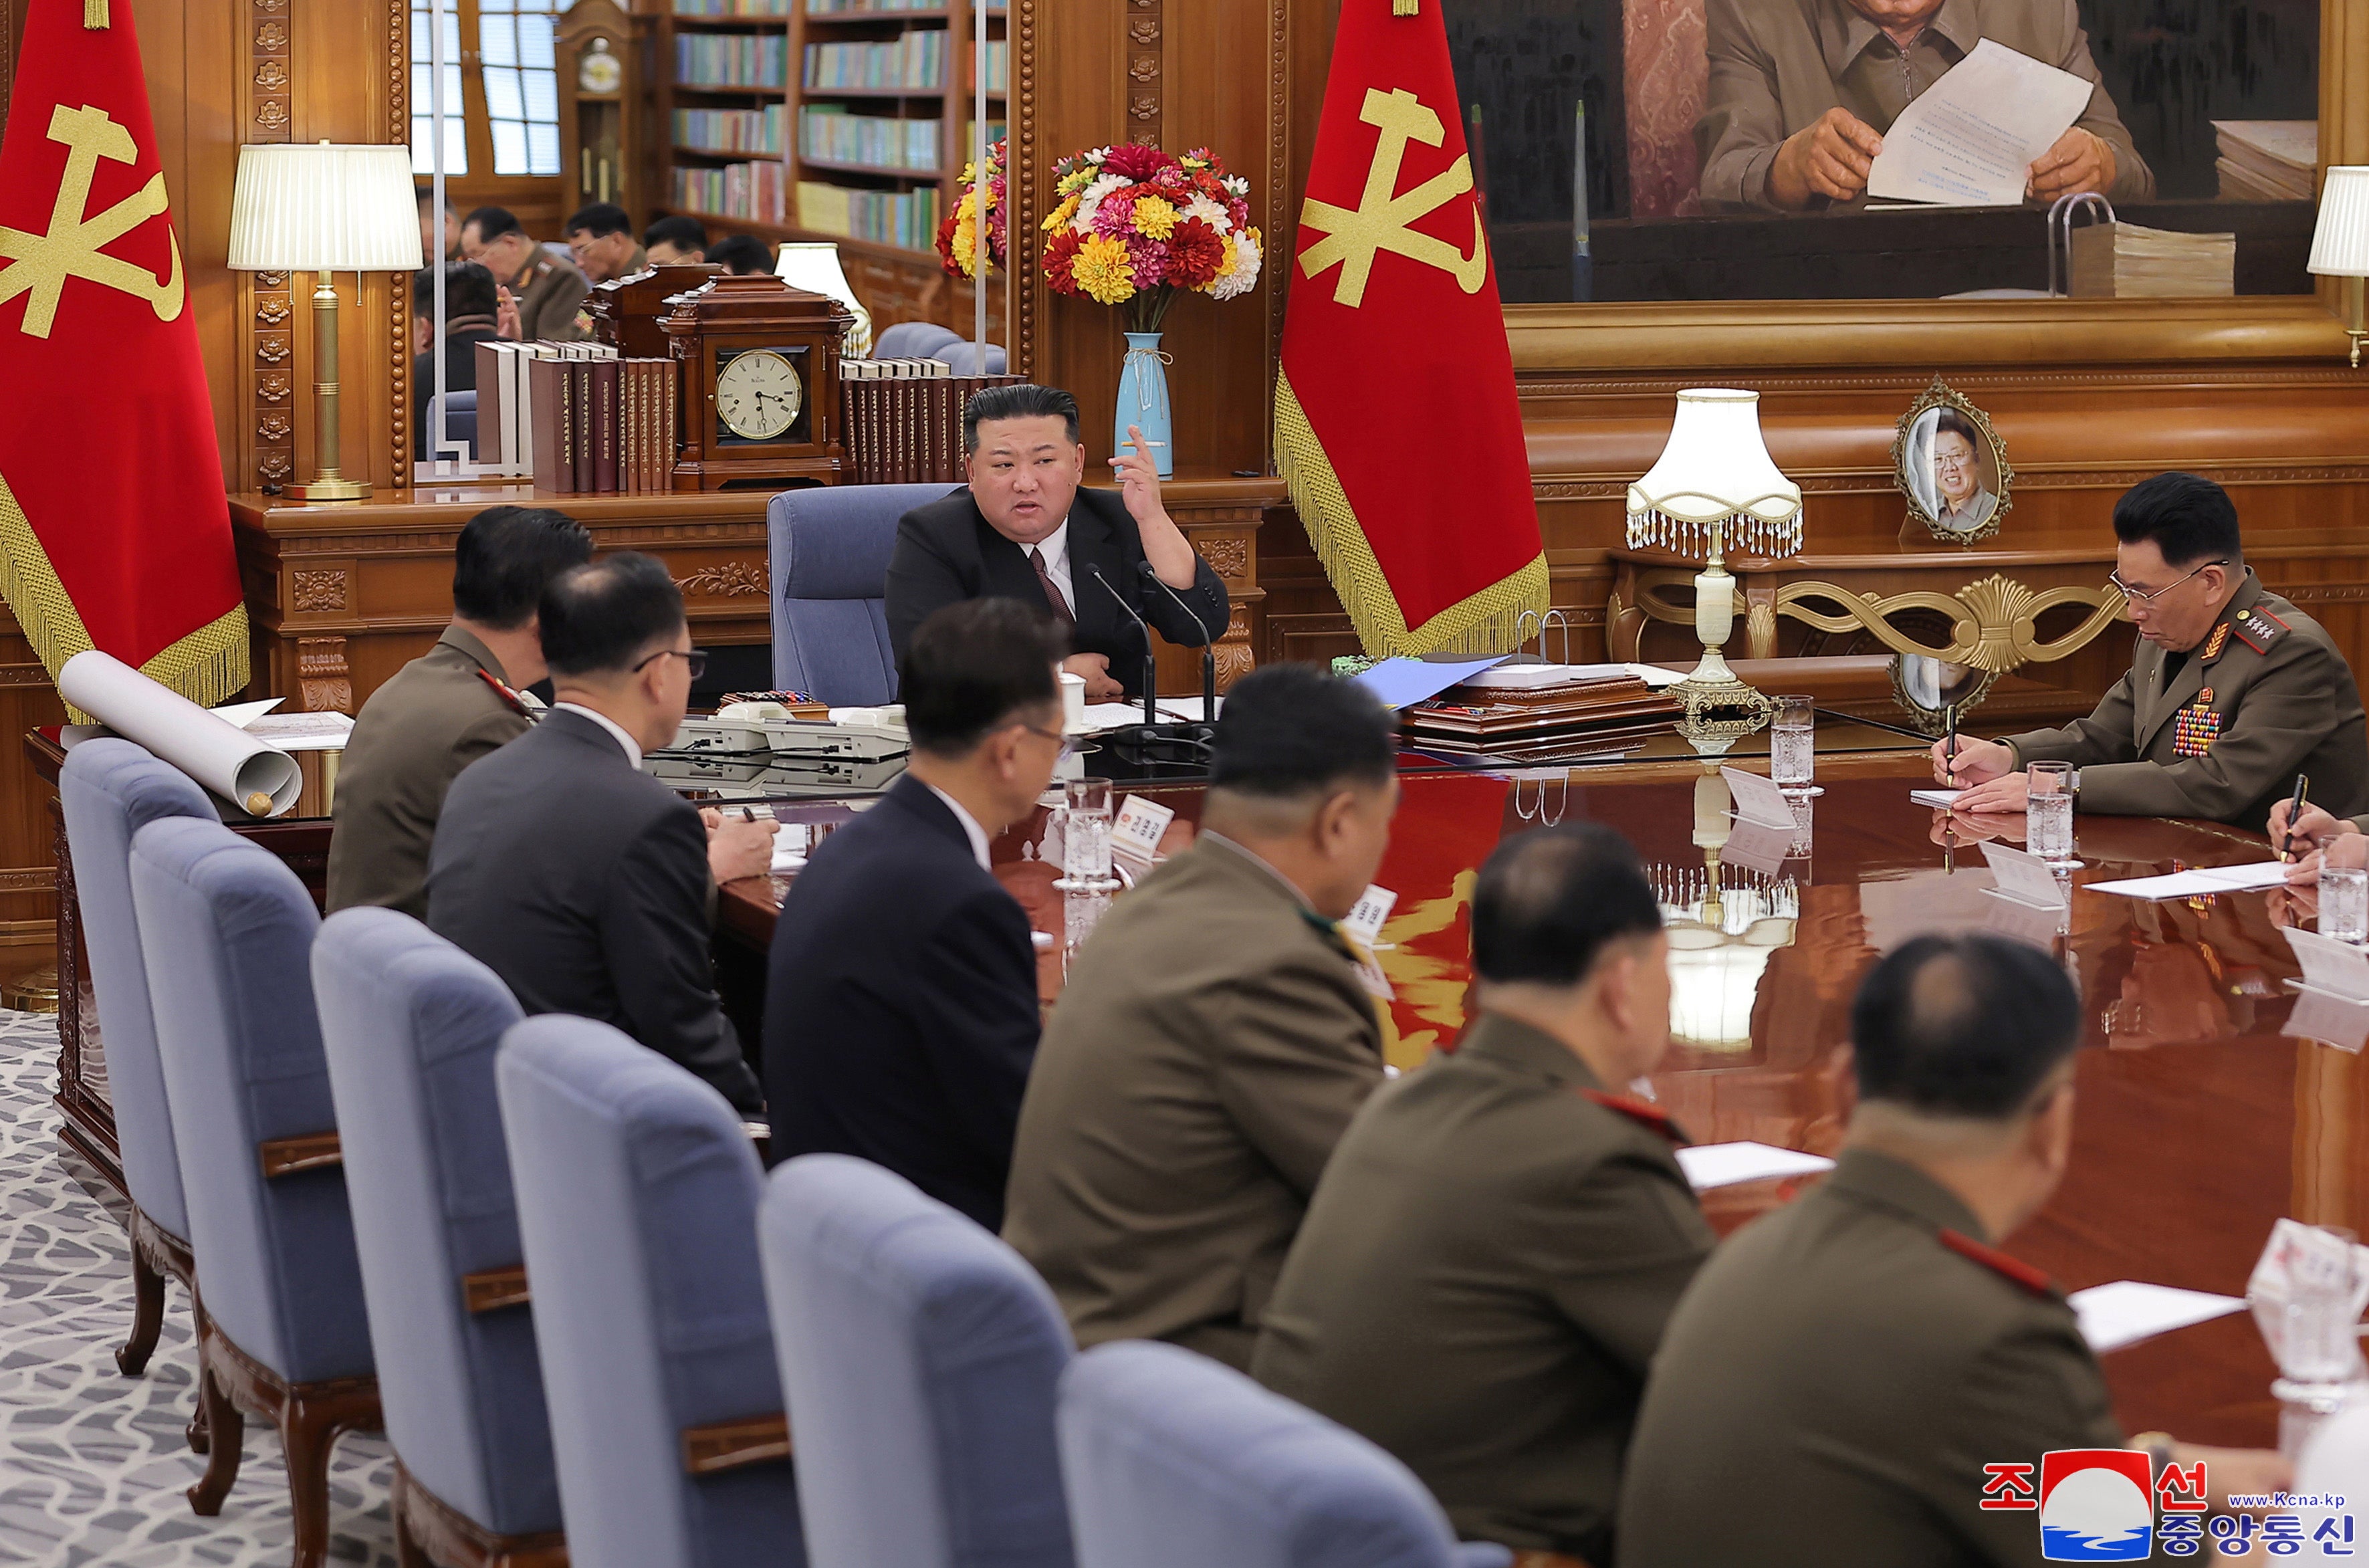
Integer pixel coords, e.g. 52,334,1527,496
1938,1228,2057,1298
1579,1088,1687,1145
2202,622,2231,662
2233,612,2285,655
475,667,532,716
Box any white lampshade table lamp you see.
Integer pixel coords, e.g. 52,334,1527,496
1625,388,1805,732
2309,166,2369,369
227,142,423,501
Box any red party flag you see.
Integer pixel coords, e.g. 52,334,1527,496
0,0,248,705
1276,0,1547,657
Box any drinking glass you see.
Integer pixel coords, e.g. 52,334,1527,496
2025,761,2078,867
1771,695,1820,796
2322,865,2369,944
1055,778,1119,891
2265,1225,2368,1428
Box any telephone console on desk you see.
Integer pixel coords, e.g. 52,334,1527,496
645,700,911,798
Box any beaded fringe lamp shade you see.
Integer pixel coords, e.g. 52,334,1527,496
227,142,423,501
2307,166,2369,368
1625,388,1804,729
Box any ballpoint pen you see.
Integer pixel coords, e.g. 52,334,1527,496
2279,773,2309,863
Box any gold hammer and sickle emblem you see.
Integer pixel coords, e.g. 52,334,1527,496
0,103,185,339
1296,88,1487,309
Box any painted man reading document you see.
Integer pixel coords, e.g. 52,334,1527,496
1696,0,2155,213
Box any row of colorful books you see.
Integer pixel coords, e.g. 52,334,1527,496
843,366,1019,484
672,161,790,224
675,104,788,154
675,0,792,14
471,342,681,495
798,106,940,171
675,33,790,88
794,179,939,249
804,34,945,90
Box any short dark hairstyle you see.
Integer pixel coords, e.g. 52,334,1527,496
538,553,687,679
452,507,594,631
565,202,632,240
1851,934,2081,1120
461,205,524,243
899,599,1066,757
1472,824,1664,986
706,234,774,275
1209,665,1395,799
965,384,1081,453
414,261,499,321
644,215,707,253
418,188,456,215
1931,409,1979,450
2112,472,2242,570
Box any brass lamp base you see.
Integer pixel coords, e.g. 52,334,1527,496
3,964,60,1014
1669,645,1775,738
283,476,372,502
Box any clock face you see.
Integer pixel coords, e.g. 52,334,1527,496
715,348,802,441
579,39,624,95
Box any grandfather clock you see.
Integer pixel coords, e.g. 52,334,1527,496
663,273,852,491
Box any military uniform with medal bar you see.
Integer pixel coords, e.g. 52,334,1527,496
1995,568,2369,828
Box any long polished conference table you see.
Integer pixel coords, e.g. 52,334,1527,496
718,740,2369,1452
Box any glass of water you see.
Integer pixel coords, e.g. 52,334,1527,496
2025,761,2078,867
2322,865,2369,943
1055,778,1120,892
1771,695,1820,796
2265,1224,2367,1426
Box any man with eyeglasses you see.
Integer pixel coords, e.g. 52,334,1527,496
1938,472,2369,829
429,552,772,1114
762,598,1071,1229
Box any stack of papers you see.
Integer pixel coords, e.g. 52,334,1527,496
1077,699,1224,732
1910,788,1965,809
1459,663,1686,691
2067,1281,2245,1353
2068,221,2236,299
2088,861,2289,899
1675,1142,1835,1192
2213,120,2316,201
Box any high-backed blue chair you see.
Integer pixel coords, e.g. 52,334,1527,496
58,740,217,1388
129,817,378,1568
767,482,957,705
312,907,564,1567
936,341,1008,375
1056,1342,1513,1568
496,1015,804,1568
760,1154,1074,1568
873,320,962,360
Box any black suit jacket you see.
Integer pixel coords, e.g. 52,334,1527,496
762,774,1040,1229
427,707,763,1113
884,485,1230,696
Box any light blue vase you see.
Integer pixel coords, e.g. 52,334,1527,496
1114,330,1174,479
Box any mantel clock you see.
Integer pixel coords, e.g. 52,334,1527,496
661,273,852,492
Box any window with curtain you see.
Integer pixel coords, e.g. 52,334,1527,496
409,1,468,176
479,0,566,177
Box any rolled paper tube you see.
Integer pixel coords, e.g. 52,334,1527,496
58,650,304,816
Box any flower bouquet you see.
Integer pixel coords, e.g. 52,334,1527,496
934,135,1008,279
1040,143,1260,473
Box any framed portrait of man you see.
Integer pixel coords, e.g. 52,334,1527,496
1892,379,2015,542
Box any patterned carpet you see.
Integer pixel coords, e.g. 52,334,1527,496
0,1012,398,1567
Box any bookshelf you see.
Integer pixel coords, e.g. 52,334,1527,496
652,0,1006,334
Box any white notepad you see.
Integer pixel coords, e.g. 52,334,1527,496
1910,788,1965,809
2089,861,2289,899
1675,1142,1835,1192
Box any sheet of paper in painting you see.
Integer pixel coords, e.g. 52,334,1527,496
1866,39,2097,207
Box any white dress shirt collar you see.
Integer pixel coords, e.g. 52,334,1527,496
553,701,643,769
922,783,993,870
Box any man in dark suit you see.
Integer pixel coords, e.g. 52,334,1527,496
885,382,1230,699
763,598,1069,1228
429,552,771,1114
329,506,590,917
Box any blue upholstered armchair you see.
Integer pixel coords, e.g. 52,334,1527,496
128,816,379,1564
761,1154,1075,1568
58,740,218,1389
495,1015,805,1568
312,907,565,1563
1056,1341,1514,1568
766,482,956,705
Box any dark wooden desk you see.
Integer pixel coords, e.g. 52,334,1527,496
722,759,2368,1449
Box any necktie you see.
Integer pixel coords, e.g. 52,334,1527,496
1031,547,1075,627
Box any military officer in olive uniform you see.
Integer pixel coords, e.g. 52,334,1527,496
1940,472,2369,830
326,506,592,917
461,206,593,344
1255,824,1710,1568
1618,934,2288,1568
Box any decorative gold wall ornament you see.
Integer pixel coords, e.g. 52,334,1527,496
1777,574,2125,675
1892,378,2015,544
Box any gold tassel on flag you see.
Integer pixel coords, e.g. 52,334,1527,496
1393,0,1419,13
85,0,108,28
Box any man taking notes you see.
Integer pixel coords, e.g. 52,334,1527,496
1255,824,1711,1568
1004,665,1396,1368
885,384,1229,699
763,599,1069,1230
1618,935,2286,1567
1939,473,2369,828
1696,0,2153,212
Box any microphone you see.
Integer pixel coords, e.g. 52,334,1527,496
1087,564,1161,729
1139,559,1218,726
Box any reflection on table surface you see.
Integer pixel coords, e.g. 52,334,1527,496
719,760,2369,1448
